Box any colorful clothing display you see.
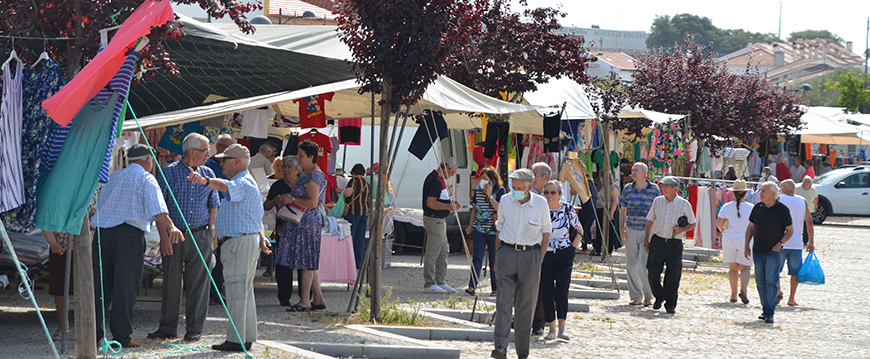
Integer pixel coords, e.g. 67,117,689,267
35,93,121,234
41,0,173,126
0,60,66,231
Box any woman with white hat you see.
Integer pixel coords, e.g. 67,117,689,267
716,179,754,304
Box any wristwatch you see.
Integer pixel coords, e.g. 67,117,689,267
206,224,214,230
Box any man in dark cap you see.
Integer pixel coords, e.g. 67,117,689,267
94,144,184,348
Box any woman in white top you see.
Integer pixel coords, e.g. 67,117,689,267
716,179,754,304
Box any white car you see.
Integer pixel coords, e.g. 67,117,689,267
812,166,870,224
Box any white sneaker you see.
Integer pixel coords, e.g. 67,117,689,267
424,285,448,294
438,283,456,293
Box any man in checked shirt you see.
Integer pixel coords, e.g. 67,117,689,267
148,133,219,343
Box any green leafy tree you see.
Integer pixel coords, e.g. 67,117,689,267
646,14,780,55
824,72,870,113
787,30,843,46
803,68,865,107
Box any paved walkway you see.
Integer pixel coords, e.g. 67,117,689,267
2,219,868,358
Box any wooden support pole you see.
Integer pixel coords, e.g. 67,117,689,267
73,216,97,359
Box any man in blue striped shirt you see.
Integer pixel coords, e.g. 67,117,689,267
618,162,660,306
187,144,271,352
148,133,219,343
95,144,183,348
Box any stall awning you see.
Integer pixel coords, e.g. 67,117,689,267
796,110,870,145
124,16,544,132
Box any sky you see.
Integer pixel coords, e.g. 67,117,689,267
521,0,870,57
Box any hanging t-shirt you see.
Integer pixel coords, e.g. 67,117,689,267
328,136,339,174
408,110,448,160
239,108,274,139
339,118,362,145
542,113,561,153
294,92,334,129
298,131,333,173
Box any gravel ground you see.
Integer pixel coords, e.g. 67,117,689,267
2,218,868,358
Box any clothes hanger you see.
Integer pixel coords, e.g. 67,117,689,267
3,38,21,69
32,40,50,68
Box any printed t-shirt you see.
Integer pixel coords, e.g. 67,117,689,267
298,131,333,174
293,92,335,129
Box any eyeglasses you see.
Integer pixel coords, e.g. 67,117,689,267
543,191,559,195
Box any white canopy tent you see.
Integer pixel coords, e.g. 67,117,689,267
124,16,547,131
796,108,870,145
210,22,578,134
617,108,687,124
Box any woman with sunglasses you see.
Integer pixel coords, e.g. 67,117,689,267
539,180,582,340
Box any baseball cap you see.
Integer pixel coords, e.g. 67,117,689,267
215,143,250,159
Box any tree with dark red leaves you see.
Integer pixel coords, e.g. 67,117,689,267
629,35,803,148
0,0,260,80
446,0,595,101
336,0,469,322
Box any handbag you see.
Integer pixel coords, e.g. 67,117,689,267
797,251,825,285
277,203,306,225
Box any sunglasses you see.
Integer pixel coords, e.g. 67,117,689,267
543,191,559,195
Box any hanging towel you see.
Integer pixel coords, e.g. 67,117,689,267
408,110,448,160
35,93,121,234
338,118,362,145
42,0,173,126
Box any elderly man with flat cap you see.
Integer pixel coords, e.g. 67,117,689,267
187,144,272,352
94,144,184,348
491,169,551,359
644,176,696,314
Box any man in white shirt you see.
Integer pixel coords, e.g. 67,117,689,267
778,180,815,307
248,143,275,176
791,159,806,183
644,176,696,314
491,169,551,359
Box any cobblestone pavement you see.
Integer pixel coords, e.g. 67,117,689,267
2,219,868,358
442,223,870,359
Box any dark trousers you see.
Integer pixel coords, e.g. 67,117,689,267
540,247,575,322
802,225,808,246
93,224,145,346
468,230,498,291
210,245,225,298
532,293,545,331
647,235,683,310
578,199,596,250
275,265,304,305
594,209,621,254
158,228,213,335
346,214,368,268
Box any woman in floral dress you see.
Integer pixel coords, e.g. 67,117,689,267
277,141,327,312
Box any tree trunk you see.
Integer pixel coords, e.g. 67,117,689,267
73,216,96,358
369,78,394,323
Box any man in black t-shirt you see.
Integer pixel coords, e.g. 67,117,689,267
421,158,461,294
745,181,794,324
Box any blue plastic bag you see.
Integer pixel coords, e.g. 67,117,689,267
797,252,825,285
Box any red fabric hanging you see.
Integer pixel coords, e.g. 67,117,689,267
42,0,173,126
686,185,698,239
804,143,813,160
